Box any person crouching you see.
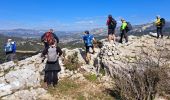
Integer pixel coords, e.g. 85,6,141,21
41,41,62,88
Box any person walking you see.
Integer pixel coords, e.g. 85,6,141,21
4,39,17,61
41,29,59,48
106,15,117,42
41,41,62,88
155,15,165,38
119,19,128,43
82,30,96,64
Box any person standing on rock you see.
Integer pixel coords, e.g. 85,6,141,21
41,29,59,48
155,15,165,39
106,15,117,42
41,40,62,88
119,19,128,43
82,30,96,64
4,39,17,62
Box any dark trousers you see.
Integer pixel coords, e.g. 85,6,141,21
6,53,16,62
119,30,128,43
44,70,59,86
157,27,163,38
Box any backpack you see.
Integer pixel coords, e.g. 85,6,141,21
5,43,13,52
126,22,132,32
84,34,93,46
109,19,117,29
43,32,55,45
47,46,58,62
160,18,166,27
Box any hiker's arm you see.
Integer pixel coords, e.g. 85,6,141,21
41,48,48,57
106,19,109,26
93,38,97,43
57,47,62,56
41,34,44,42
53,33,59,43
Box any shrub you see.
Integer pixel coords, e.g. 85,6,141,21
63,52,82,71
113,42,170,100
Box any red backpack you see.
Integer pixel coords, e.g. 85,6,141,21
43,32,55,45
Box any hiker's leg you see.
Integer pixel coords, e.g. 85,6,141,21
11,53,16,61
124,31,128,43
91,46,95,54
112,29,116,41
46,71,53,86
119,31,124,43
160,27,163,38
8,54,13,61
157,27,160,38
119,32,123,43
108,34,112,42
53,71,59,87
86,52,91,63
44,71,48,88
85,46,90,63
108,29,113,42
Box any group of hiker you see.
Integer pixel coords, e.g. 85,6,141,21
3,14,166,88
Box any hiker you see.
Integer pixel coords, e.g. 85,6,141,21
119,19,128,43
82,30,96,64
4,39,17,61
41,41,62,88
41,29,59,48
106,15,117,42
155,15,165,38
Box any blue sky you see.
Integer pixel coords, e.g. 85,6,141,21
0,0,169,31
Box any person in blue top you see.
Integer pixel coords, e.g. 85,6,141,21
82,30,96,64
4,39,17,61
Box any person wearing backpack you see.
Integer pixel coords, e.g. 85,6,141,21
82,30,96,64
119,19,128,43
4,39,17,61
155,15,165,39
106,15,117,42
41,29,59,48
41,41,62,88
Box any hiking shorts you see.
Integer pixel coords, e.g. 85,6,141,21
85,46,94,53
108,29,115,35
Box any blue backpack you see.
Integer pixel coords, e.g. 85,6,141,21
84,34,93,46
4,42,16,53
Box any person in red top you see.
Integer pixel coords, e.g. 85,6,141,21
106,15,117,42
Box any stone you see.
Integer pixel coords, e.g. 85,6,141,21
0,84,12,97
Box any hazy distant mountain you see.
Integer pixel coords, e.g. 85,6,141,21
0,22,169,39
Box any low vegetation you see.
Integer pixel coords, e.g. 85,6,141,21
84,74,97,82
63,52,82,71
113,43,170,100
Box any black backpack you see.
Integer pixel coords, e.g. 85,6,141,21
160,18,166,27
126,22,132,32
109,19,117,29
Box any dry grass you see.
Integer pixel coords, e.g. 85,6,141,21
46,78,114,100
112,41,170,100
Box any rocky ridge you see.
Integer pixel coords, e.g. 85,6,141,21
0,35,170,100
